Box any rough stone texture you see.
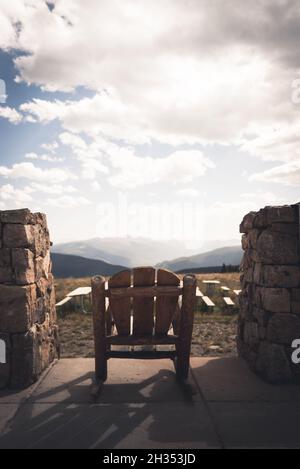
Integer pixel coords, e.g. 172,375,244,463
256,229,299,265
291,289,300,314
267,314,300,345
2,224,35,250
12,249,35,285
239,204,300,383
240,212,257,234
0,209,59,389
258,265,300,289
0,248,12,284
254,205,297,228
35,252,50,281
0,284,36,333
0,209,35,225
256,342,292,383
260,287,290,314
243,321,260,348
11,321,58,389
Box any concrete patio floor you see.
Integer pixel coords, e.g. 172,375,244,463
0,357,300,449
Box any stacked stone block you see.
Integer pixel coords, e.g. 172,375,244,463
0,209,59,389
238,204,300,383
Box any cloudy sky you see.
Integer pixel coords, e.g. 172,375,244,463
0,0,299,249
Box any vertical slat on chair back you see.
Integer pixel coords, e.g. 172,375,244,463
108,270,131,335
132,267,155,335
155,269,181,335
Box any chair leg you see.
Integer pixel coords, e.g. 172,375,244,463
175,275,196,382
92,275,108,386
95,353,107,383
91,355,107,399
175,354,190,382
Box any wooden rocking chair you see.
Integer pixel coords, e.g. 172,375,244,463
91,267,197,388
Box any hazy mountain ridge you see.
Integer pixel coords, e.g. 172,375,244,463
51,253,127,278
156,246,243,271
52,237,240,268
52,237,197,267
51,241,243,277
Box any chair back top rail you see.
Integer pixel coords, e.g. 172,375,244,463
105,285,183,298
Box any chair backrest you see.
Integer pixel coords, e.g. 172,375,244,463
107,267,181,336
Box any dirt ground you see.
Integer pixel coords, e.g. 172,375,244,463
191,317,237,357
58,313,237,358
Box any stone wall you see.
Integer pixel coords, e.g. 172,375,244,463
238,204,300,383
0,209,59,389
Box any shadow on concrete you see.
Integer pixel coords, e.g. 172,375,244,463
190,356,300,449
0,364,218,449
191,356,300,402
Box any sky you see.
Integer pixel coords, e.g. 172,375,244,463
0,0,299,251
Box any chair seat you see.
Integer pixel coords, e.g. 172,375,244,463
107,349,177,360
106,334,179,346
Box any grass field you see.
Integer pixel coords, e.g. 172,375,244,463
55,272,240,358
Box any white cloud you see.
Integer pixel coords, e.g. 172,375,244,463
177,188,200,198
91,181,101,192
24,152,38,160
20,98,67,123
0,162,76,184
29,182,77,195
25,152,64,162
40,141,58,153
239,121,300,163
0,183,33,210
81,158,109,180
0,0,299,235
43,155,63,163
21,94,149,144
45,195,91,208
108,150,214,189
0,106,23,123
240,190,289,205
59,132,215,188
2,0,296,148
59,131,109,179
18,65,289,146
0,1,28,50
2,0,299,247
202,200,255,242
8,1,300,89
250,161,300,186
59,132,86,149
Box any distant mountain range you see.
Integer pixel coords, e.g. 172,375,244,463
156,246,243,271
51,253,126,278
53,237,184,267
52,237,240,268
51,241,243,278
